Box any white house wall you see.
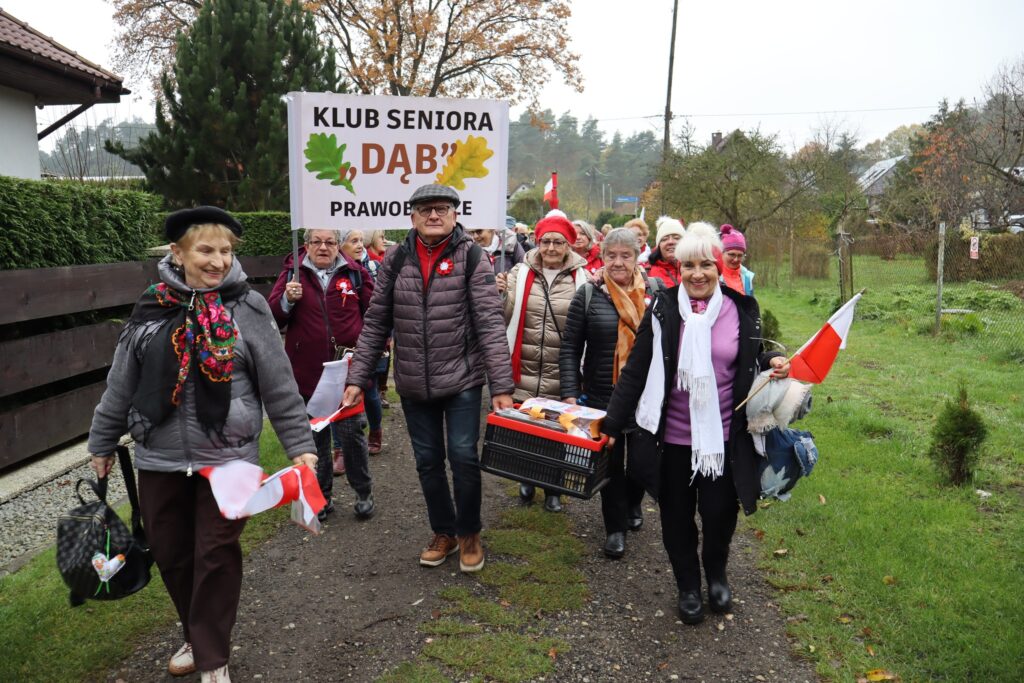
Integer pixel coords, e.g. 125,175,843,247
0,84,40,179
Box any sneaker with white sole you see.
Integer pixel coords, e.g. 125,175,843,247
457,532,485,572
167,642,195,676
200,664,231,683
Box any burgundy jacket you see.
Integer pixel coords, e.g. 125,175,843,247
268,249,373,400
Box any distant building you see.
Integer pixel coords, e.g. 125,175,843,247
0,9,128,179
856,155,906,214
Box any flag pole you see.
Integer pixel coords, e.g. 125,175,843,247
734,288,866,413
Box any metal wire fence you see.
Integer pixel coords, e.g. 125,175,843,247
746,223,1024,358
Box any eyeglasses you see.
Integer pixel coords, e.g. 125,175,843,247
308,239,338,248
415,204,452,217
539,238,568,247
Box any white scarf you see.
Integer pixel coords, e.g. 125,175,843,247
635,285,725,481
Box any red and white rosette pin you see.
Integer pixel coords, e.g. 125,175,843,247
336,277,353,304
436,258,455,276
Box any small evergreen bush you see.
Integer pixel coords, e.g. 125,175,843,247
928,381,987,486
761,309,782,349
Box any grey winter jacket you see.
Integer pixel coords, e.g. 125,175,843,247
88,256,315,472
347,225,515,402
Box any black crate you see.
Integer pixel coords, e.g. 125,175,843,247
480,421,610,499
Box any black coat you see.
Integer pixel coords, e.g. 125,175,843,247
602,285,780,515
559,281,658,411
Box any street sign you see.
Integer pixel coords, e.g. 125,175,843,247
614,195,638,203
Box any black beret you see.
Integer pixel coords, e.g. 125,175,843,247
408,183,461,208
164,206,244,242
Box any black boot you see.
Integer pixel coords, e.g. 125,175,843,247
519,484,535,503
678,590,705,624
603,531,626,559
354,492,375,519
626,503,643,531
543,494,563,513
708,577,732,614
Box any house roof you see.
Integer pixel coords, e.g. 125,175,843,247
0,7,128,105
857,155,906,195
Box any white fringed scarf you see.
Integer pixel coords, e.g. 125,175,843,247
635,285,726,481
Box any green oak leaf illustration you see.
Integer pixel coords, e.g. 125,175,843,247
304,133,355,194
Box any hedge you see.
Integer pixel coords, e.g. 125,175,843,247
926,228,1024,282
231,212,292,257
0,176,163,270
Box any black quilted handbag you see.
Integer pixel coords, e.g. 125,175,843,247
56,446,153,606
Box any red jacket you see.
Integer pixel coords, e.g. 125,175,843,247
268,249,374,399
582,244,603,274
646,248,681,287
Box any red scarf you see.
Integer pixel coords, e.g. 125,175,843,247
509,268,537,384
721,265,744,294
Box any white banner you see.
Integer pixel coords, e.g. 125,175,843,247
286,92,509,231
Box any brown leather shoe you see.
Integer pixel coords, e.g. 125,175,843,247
419,533,459,567
457,532,485,572
368,429,383,455
332,447,345,476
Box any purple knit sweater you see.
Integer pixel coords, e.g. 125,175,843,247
663,295,740,446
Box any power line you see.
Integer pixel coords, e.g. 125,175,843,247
521,104,942,124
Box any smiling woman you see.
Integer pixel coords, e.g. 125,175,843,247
170,224,239,290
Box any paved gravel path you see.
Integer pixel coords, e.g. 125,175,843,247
104,405,820,683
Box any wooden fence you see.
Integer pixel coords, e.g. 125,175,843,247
0,256,283,470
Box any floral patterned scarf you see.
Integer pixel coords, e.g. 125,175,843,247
128,282,242,435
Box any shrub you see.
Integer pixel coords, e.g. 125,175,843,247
231,212,292,257
761,309,782,350
927,381,987,486
0,176,162,269
927,228,1024,282
792,241,830,279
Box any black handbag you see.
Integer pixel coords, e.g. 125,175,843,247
626,428,663,501
56,445,153,607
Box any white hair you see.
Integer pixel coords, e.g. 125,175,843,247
674,221,722,264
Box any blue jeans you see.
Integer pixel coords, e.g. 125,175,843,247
401,386,484,537
364,382,383,432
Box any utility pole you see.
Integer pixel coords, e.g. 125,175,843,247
662,0,680,214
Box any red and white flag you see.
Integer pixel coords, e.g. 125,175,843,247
788,292,862,384
543,171,558,209
200,460,327,530
310,400,365,433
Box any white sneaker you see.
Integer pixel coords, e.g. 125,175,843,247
167,643,195,676
201,665,231,683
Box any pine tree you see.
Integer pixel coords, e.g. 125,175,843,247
107,0,341,210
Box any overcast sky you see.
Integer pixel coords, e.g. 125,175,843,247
8,0,1024,151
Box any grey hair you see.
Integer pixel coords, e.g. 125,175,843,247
572,220,596,243
303,228,345,243
674,221,722,264
601,227,641,258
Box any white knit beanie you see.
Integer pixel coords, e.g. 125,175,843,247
655,216,686,245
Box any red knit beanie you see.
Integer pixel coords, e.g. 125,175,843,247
534,215,577,245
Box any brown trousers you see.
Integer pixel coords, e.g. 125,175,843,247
138,470,247,671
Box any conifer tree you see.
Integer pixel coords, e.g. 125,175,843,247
108,0,341,210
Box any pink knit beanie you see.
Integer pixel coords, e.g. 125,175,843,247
720,224,747,253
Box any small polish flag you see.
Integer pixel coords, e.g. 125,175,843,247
200,460,327,530
309,400,365,433
788,292,862,384
543,171,558,209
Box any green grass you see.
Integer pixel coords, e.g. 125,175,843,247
378,497,575,682
747,270,1024,683
0,425,293,683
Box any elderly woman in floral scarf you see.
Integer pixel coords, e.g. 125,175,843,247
559,228,663,559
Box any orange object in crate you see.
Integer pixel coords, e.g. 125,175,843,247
480,411,610,499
